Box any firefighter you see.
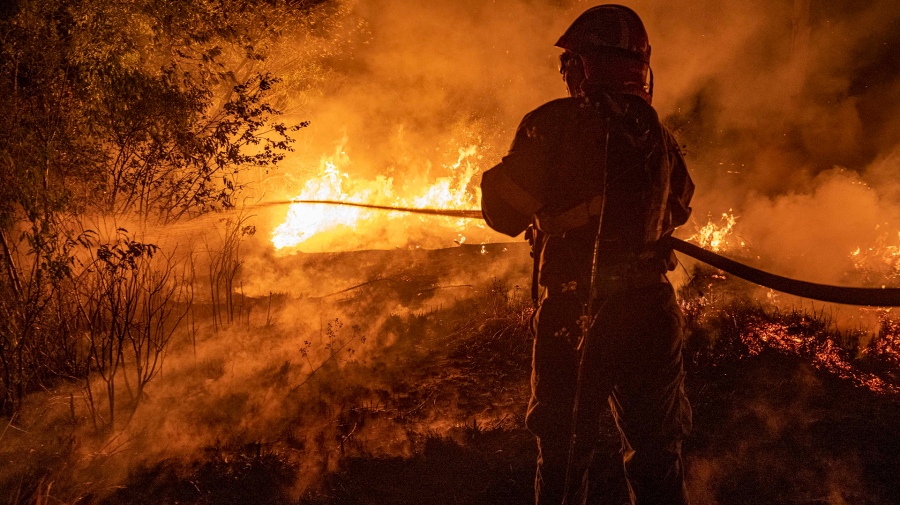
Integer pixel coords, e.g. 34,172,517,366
480,5,694,504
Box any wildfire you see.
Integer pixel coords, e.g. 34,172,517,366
741,318,899,395
850,231,900,283
272,142,483,251
689,211,744,252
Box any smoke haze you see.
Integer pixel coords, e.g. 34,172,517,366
146,2,900,501
6,0,900,501
254,0,900,288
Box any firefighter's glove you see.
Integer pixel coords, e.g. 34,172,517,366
525,225,535,258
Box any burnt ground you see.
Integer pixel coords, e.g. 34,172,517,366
687,350,900,505
20,245,900,504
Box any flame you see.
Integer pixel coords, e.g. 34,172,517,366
741,318,899,394
850,231,900,283
689,211,744,252
873,311,900,367
272,140,482,251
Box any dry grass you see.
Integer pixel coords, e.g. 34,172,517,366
4,249,900,504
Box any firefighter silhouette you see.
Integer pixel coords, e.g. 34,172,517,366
481,5,694,504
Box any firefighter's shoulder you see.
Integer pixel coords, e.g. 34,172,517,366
513,97,587,139
519,97,586,124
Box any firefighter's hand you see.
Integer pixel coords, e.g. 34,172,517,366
525,225,535,258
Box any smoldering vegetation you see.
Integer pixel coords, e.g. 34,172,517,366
654,0,900,286
3,0,900,503
1,243,538,503
7,248,899,504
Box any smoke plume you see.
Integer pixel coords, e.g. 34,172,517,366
6,0,900,501
254,0,900,292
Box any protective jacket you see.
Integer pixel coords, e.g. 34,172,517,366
481,92,693,297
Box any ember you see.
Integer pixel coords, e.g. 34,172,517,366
741,317,899,394
850,231,900,284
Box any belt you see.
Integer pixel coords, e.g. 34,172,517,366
535,195,604,235
544,268,667,297
595,270,668,289
592,257,669,292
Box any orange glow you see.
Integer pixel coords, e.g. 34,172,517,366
742,318,898,394
689,211,744,252
271,141,482,251
873,312,900,366
850,231,900,282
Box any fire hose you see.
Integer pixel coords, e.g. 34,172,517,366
275,199,900,307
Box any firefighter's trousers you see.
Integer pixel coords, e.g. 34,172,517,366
525,281,691,505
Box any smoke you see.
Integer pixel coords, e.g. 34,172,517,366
254,0,900,293
242,1,900,500
243,4,900,499
7,0,900,500
684,355,886,504
642,0,900,286
252,0,577,252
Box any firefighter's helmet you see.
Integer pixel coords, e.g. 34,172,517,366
556,5,653,102
555,4,651,63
